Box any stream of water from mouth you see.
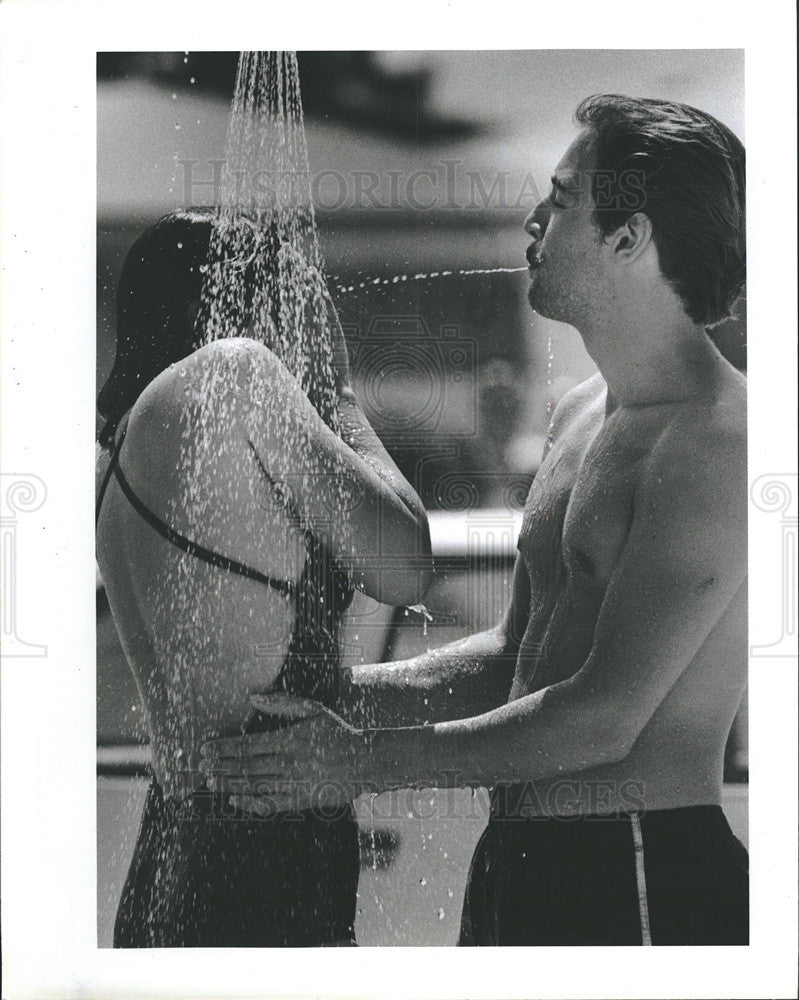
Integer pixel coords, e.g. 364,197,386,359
332,265,529,295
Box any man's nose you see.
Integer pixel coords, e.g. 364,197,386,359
524,199,550,237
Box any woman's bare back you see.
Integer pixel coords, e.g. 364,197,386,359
97,348,311,796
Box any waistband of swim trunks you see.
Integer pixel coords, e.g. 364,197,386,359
488,794,731,852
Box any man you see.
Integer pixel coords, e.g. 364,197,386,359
202,95,748,945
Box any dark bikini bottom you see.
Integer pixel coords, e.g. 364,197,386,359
114,779,360,947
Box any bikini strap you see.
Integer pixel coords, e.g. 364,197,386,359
96,413,296,600
95,412,131,528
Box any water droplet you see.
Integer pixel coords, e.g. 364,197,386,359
177,241,183,249
190,77,196,85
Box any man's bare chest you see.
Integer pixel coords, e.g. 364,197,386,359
519,407,658,590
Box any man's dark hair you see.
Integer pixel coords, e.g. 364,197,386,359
575,95,745,328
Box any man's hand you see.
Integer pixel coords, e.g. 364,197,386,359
199,693,368,813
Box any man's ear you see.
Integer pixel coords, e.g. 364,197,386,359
606,212,653,263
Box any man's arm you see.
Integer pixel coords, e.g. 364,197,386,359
336,553,529,728
362,412,748,789
202,411,746,801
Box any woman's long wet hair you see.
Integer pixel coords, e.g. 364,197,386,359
98,209,215,448
97,207,336,448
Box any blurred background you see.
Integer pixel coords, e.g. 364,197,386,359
97,51,747,946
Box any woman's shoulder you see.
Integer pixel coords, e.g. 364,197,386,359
132,338,287,425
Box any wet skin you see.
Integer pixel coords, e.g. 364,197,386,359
201,130,747,817
498,368,747,814
97,330,431,799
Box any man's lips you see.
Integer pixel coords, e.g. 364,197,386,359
526,243,544,269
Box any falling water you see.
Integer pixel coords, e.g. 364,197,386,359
131,51,516,944
197,50,338,430
150,51,349,799
545,334,556,426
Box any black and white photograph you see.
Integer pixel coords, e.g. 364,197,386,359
1,3,797,998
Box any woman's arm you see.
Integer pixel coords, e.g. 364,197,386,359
321,283,430,545
335,554,530,728
199,336,431,606
201,420,747,807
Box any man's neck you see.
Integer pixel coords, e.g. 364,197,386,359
579,300,718,414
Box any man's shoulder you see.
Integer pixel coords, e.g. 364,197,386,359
645,384,746,511
663,374,746,465
549,373,606,438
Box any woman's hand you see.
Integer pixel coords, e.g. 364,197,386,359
199,693,369,813
307,267,351,393
277,241,351,391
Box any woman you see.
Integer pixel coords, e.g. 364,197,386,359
96,208,431,946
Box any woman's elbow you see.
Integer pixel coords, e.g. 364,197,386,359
590,719,640,768
391,511,433,600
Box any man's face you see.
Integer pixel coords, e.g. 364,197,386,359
525,130,608,328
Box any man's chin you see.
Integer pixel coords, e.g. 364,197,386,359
527,280,551,317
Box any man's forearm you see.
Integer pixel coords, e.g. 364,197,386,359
338,626,516,729
359,674,627,792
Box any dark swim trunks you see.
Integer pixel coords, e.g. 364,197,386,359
114,779,360,947
459,801,748,946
